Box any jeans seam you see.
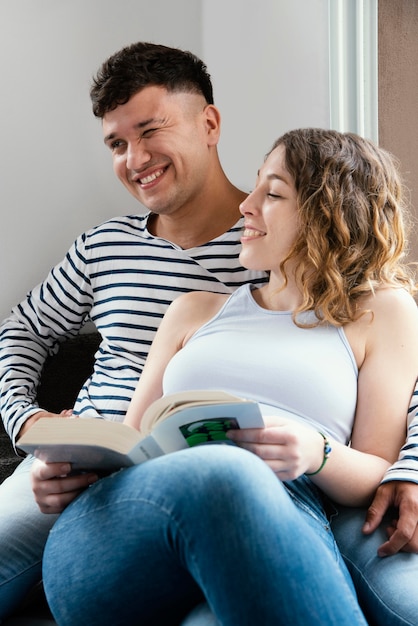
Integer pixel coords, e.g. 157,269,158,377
342,553,414,626
0,559,42,589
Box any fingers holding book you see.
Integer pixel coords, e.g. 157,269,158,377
30,458,99,514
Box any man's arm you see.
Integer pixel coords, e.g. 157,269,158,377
0,236,94,445
363,380,418,555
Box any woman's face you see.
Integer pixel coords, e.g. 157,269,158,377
239,144,299,273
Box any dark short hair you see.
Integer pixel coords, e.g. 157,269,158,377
90,42,214,118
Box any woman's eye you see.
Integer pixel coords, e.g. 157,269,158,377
267,193,282,199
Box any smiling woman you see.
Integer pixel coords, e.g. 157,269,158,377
41,127,418,626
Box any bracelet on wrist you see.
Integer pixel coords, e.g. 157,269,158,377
306,432,332,476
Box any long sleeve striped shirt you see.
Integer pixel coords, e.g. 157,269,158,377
0,214,267,445
381,384,418,484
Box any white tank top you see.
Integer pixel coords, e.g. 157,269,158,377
163,284,358,443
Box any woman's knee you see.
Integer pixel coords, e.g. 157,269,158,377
150,445,278,510
46,445,278,534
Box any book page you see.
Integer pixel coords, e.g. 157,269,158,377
140,390,254,434
18,418,142,451
149,401,264,453
33,443,138,472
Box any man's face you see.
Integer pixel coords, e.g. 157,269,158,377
102,86,219,216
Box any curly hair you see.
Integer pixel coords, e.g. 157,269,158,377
90,42,214,118
269,128,417,327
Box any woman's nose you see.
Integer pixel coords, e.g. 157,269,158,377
239,189,258,216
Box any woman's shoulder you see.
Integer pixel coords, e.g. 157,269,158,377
172,290,230,310
163,291,230,328
345,287,418,369
163,291,231,348
364,286,417,319
357,287,418,347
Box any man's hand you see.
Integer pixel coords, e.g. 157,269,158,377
18,408,74,439
31,458,98,514
363,481,418,556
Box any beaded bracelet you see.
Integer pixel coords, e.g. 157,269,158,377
306,432,332,476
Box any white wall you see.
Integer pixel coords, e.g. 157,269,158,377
0,0,330,321
202,0,330,189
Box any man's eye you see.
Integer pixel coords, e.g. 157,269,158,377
110,140,125,151
142,128,158,138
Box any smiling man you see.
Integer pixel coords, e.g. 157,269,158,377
101,86,238,247
0,43,267,621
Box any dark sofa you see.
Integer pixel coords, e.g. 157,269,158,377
0,332,101,625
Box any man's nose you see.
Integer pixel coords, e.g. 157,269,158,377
126,141,151,171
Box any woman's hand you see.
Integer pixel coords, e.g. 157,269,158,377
227,416,325,480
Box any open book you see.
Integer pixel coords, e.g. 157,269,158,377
17,390,264,472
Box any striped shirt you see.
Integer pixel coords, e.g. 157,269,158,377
1,212,417,484
381,386,418,484
0,214,267,445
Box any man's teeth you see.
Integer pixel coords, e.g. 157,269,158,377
139,169,164,184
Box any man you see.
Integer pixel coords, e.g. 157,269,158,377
0,41,267,622
0,41,417,625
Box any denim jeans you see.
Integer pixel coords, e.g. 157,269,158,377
42,445,366,626
331,504,418,626
0,455,58,620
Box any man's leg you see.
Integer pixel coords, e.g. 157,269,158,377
43,446,367,626
331,505,418,626
0,456,58,619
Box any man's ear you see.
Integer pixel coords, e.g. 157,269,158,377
204,104,221,146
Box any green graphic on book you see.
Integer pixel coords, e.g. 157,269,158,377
179,418,239,447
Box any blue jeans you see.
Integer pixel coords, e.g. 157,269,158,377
331,504,418,626
42,445,366,626
0,455,58,619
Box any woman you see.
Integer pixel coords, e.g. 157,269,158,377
42,129,418,625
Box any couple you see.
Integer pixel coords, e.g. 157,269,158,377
1,42,418,625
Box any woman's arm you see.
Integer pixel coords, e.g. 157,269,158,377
230,288,418,507
228,417,393,506
124,291,228,429
307,287,418,505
